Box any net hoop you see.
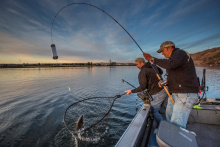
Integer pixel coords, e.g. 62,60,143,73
63,96,116,134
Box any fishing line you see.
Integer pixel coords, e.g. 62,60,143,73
50,3,174,141
50,3,143,53
50,2,175,104
122,79,139,111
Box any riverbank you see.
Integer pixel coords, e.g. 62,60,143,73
0,62,136,68
190,47,220,67
1,46,219,68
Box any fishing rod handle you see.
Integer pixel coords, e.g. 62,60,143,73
151,63,175,104
163,86,175,104
156,74,161,80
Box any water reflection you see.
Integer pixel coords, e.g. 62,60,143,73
0,66,219,146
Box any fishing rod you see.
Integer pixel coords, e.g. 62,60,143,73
50,3,143,54
122,79,153,102
122,79,136,89
50,3,174,104
199,69,208,101
151,65,175,104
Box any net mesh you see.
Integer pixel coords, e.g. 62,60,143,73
64,97,115,135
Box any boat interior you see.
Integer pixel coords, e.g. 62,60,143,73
115,98,220,147
186,99,220,147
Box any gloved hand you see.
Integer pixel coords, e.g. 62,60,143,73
143,52,152,61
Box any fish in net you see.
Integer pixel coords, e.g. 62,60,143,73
63,95,125,142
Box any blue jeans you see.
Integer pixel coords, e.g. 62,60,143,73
151,90,168,126
166,93,197,128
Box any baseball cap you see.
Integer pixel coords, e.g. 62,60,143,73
135,57,145,63
157,41,175,53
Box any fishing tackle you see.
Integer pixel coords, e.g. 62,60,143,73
159,79,168,87
50,2,175,104
198,69,208,103
50,2,143,60
50,3,175,136
50,44,58,59
122,79,153,102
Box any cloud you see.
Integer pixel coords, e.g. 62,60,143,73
0,31,48,55
49,2,142,61
0,0,220,63
181,33,220,49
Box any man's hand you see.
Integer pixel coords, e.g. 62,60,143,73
143,52,152,61
158,80,168,88
125,90,132,95
158,81,162,88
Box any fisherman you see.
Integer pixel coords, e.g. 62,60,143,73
125,57,168,126
143,41,199,128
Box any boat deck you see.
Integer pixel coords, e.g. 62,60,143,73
187,123,220,147
187,101,220,147
116,99,220,147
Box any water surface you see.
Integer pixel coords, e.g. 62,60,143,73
0,66,219,146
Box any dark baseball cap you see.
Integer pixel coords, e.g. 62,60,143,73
157,41,175,53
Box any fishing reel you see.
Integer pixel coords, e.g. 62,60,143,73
159,79,168,87
137,90,153,104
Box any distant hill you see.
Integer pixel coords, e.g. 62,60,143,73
190,47,220,66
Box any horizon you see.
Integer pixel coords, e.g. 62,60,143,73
1,0,220,64
0,61,135,65
1,46,218,64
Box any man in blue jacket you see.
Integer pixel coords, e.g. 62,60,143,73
143,41,199,128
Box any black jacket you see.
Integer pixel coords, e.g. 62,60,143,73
154,48,199,93
131,62,163,95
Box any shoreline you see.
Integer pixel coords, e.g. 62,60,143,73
0,63,219,68
0,63,136,68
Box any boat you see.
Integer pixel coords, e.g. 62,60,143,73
115,98,220,147
116,69,220,147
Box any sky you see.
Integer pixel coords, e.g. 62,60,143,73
0,0,220,64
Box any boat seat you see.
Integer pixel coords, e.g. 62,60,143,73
155,120,198,147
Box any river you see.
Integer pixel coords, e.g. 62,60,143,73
0,66,219,146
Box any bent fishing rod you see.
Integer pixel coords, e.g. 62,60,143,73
51,2,143,52
50,3,174,104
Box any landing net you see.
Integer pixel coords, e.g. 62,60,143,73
64,96,116,136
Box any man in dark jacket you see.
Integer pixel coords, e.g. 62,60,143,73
143,41,199,128
125,57,168,126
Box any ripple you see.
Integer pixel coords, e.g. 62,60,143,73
0,66,219,146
